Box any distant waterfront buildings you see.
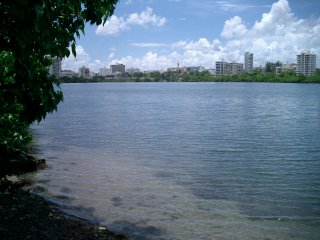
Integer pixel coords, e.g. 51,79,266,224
99,67,112,76
60,70,78,78
215,61,228,76
216,61,243,76
110,64,125,74
167,62,187,74
296,51,316,76
244,52,253,72
253,66,265,73
55,50,318,79
207,69,216,75
49,58,61,78
186,66,205,73
275,63,297,75
167,67,183,73
126,68,141,74
231,62,244,75
79,66,90,78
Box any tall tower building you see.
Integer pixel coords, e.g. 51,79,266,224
296,51,316,76
49,57,61,78
244,52,253,72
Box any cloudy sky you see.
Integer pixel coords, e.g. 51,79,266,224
63,0,320,72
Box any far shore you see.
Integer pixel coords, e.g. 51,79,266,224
59,74,320,84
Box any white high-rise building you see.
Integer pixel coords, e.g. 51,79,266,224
296,51,316,76
216,61,243,76
244,52,253,72
99,67,111,76
215,61,228,76
49,57,61,78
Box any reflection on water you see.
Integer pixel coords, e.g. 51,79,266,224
31,83,320,240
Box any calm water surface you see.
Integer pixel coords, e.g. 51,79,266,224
30,82,320,240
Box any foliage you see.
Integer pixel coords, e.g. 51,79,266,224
0,52,31,153
61,70,320,84
0,0,118,156
265,61,282,73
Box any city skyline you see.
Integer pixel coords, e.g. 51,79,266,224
62,0,320,72
59,50,316,78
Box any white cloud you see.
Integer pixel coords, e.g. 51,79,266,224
108,47,117,60
187,0,270,17
219,0,320,65
69,0,320,72
127,7,167,27
215,1,260,12
221,16,248,39
110,51,180,71
125,0,133,5
62,45,106,73
96,16,127,35
121,0,320,70
252,0,292,35
96,7,166,36
108,52,115,60
131,43,170,48
113,39,223,70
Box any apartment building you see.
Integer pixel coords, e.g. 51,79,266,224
244,52,253,72
296,51,316,76
110,64,125,74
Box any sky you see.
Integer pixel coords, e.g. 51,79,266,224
63,0,320,72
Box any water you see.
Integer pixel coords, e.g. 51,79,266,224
30,82,320,240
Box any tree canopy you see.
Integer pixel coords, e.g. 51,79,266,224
265,61,282,73
0,0,118,156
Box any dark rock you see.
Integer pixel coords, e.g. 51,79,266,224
0,190,128,240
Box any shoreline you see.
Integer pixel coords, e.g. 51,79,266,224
0,188,128,240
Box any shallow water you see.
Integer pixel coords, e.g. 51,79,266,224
31,82,320,239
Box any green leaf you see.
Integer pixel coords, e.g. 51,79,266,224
0,0,119,153
71,42,76,57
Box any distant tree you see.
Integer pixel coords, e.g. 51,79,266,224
265,61,282,73
0,0,118,156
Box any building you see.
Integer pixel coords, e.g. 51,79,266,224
60,70,78,78
79,66,90,78
49,57,61,78
215,61,228,76
126,68,141,74
215,61,243,76
110,64,125,74
207,69,216,75
167,67,186,74
253,66,265,73
296,51,316,76
230,62,243,75
99,67,112,76
275,63,297,75
186,66,205,73
244,52,253,72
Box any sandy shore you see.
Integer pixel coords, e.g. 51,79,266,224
0,189,128,240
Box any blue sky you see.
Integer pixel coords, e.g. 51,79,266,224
63,0,320,72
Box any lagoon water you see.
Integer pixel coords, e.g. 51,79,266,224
31,82,320,240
